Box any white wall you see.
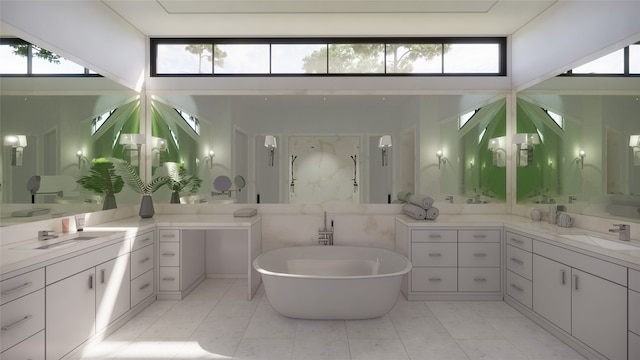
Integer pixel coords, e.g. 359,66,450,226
0,0,146,90
512,1,640,90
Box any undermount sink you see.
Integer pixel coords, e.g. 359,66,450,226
13,232,110,250
559,234,640,251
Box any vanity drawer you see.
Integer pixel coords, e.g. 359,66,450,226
0,268,44,306
131,269,154,308
159,242,180,267
411,268,457,292
458,229,500,243
458,268,500,292
158,229,180,242
630,268,640,292
159,267,180,291
411,229,457,243
505,231,532,252
630,289,640,335
131,231,155,252
411,243,457,267
458,243,500,267
506,245,532,280
0,330,44,360
0,289,45,353
131,244,154,279
506,270,532,309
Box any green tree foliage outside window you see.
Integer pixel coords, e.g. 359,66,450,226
184,44,227,73
10,44,61,64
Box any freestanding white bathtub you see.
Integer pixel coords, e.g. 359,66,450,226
252,246,412,320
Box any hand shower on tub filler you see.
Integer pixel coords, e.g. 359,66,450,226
318,211,334,245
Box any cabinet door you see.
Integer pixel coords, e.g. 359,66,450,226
571,268,627,360
96,254,131,332
532,254,571,333
46,268,96,360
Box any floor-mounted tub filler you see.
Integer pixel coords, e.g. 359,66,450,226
252,246,412,320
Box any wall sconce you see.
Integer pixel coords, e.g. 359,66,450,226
630,134,640,166
264,135,277,167
203,150,215,169
378,135,392,166
512,133,540,167
119,133,145,165
488,136,507,167
436,150,446,169
151,136,167,167
576,150,586,169
4,135,27,166
76,150,88,169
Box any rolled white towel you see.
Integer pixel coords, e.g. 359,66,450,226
403,203,426,220
425,206,439,220
409,194,434,209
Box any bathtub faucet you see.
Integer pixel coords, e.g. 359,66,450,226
318,211,334,245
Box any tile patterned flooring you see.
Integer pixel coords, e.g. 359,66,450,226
78,279,586,360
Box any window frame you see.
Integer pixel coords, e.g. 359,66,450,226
150,37,507,77
560,42,640,77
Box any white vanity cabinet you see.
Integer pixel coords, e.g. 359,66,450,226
130,230,155,308
0,268,45,358
157,228,206,300
395,220,502,301
505,231,533,309
46,240,130,360
629,268,640,360
531,240,627,360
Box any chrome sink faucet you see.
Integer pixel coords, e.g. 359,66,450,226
318,211,334,245
609,224,630,241
38,230,58,241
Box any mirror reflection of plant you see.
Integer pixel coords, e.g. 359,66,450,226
76,158,124,197
165,163,202,194
110,158,169,195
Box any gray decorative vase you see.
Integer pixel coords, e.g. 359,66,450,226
170,191,180,204
103,194,117,210
139,195,155,218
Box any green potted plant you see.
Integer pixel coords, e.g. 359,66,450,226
76,158,124,210
165,163,202,203
111,158,169,218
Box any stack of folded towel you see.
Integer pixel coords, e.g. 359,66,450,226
400,193,440,220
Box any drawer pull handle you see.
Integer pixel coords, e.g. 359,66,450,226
428,277,442,282
101,269,106,284
572,275,579,290
474,277,487,282
139,283,151,291
162,234,176,238
561,269,566,285
428,253,442,257
1,315,32,331
428,234,442,238
89,275,94,289
163,277,176,281
510,257,523,264
473,234,487,239
139,257,151,263
510,283,523,292
510,238,524,244
139,237,152,243
1,282,33,295
473,253,487,257
162,252,176,256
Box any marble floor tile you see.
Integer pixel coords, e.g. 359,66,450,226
76,279,586,360
348,339,410,360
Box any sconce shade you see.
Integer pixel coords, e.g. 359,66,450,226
512,133,540,146
378,135,392,148
488,136,506,150
119,133,146,146
264,135,277,148
630,135,640,147
151,136,167,150
4,135,27,147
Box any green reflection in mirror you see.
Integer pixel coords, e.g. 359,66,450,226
91,100,140,164
151,101,200,173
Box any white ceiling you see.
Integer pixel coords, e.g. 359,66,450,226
102,0,558,37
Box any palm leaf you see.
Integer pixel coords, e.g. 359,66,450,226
111,158,169,194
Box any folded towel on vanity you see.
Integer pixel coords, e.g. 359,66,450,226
403,203,427,220
408,194,434,209
425,207,440,220
397,191,413,202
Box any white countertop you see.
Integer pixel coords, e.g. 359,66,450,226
0,214,261,279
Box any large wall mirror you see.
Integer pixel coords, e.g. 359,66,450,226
517,76,640,221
